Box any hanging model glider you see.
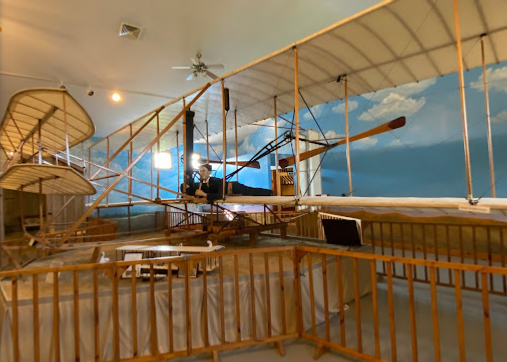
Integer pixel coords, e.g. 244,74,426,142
0,87,96,195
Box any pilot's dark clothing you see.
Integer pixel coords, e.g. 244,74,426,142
183,177,273,203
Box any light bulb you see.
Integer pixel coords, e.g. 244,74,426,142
111,92,121,102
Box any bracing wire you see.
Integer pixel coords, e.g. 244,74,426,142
302,147,329,197
298,90,330,146
194,124,222,161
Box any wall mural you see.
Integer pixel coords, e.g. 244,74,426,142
205,62,507,199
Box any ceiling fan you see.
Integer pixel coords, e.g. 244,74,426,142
172,53,224,80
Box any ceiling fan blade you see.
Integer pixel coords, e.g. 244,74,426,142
204,70,218,79
191,58,199,65
206,64,224,69
199,158,260,169
172,66,192,70
278,116,406,168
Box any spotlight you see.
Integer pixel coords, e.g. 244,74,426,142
111,92,121,102
191,153,201,169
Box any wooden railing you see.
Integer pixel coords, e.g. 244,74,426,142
0,246,296,362
1,245,506,362
297,246,507,362
85,216,118,242
164,210,321,239
162,211,208,228
363,220,507,295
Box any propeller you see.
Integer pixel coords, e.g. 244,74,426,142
172,53,224,80
199,158,260,169
278,116,406,168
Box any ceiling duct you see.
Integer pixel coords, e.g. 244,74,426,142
118,22,142,41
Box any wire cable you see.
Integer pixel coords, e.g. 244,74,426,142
298,89,330,146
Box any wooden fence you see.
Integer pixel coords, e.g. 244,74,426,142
1,245,506,362
363,220,507,296
298,246,507,362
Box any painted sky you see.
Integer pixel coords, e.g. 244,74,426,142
210,61,507,199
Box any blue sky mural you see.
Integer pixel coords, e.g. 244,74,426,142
201,61,507,199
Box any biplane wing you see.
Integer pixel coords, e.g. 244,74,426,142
0,164,96,195
216,196,507,217
119,0,507,141
0,87,95,161
93,195,507,217
0,87,96,196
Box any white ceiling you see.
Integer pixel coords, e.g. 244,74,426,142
0,0,380,137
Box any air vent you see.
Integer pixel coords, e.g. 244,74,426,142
118,22,142,41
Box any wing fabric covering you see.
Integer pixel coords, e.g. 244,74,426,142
0,88,95,159
0,164,96,195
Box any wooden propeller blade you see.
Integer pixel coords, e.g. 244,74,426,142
199,158,260,169
278,116,405,168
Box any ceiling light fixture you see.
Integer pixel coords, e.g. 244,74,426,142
111,92,121,102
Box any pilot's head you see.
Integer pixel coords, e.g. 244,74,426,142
199,163,212,181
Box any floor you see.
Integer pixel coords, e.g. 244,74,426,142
182,340,361,362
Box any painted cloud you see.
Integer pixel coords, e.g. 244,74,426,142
331,100,359,114
358,93,426,121
303,104,326,120
492,110,507,123
470,66,507,93
364,78,437,102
